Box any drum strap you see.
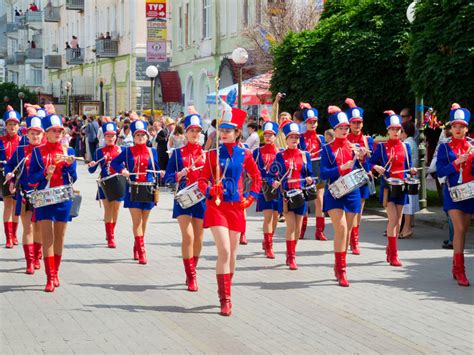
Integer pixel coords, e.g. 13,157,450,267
402,142,410,171
148,148,158,184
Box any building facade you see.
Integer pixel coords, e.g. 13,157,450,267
169,0,263,117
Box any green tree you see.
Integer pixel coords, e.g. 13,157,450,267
271,0,413,133
0,82,37,116
407,0,474,120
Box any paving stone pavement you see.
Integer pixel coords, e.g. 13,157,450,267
1,163,473,354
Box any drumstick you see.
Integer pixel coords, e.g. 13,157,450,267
56,154,85,162
311,140,335,156
271,167,292,193
391,167,422,174
3,157,26,185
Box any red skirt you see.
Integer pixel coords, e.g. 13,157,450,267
203,199,245,232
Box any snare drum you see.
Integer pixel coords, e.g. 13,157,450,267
405,177,420,195
262,181,278,202
129,181,157,203
449,181,474,202
285,189,305,210
328,169,369,199
386,178,405,198
303,184,317,201
99,173,127,201
28,185,75,208
175,182,205,209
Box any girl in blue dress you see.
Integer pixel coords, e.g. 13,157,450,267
436,104,473,287
111,120,160,265
88,122,123,248
28,114,77,292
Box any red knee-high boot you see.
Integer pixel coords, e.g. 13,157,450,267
133,238,139,260
135,236,147,264
386,236,402,266
4,222,13,248
350,226,360,255
43,256,56,292
183,258,198,292
286,240,298,270
315,217,327,240
23,244,35,274
216,274,232,316
11,222,18,245
240,224,248,245
300,216,307,239
263,233,275,259
54,255,62,287
452,253,470,287
33,242,42,269
334,252,349,287
105,222,116,248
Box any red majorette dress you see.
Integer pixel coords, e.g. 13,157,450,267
198,142,261,232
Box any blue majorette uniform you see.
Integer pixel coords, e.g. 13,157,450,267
320,110,361,214
111,120,159,211
368,112,413,206
268,122,313,216
28,114,77,222
88,122,123,201
253,121,283,214
165,114,206,219
436,106,474,214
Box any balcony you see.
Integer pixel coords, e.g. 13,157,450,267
6,56,16,65
44,6,60,22
6,22,19,33
66,48,84,65
26,48,43,61
45,55,62,69
95,39,119,58
15,52,26,64
66,0,84,11
24,11,43,24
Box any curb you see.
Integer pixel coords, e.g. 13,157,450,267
365,208,448,231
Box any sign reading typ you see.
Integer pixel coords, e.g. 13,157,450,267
146,1,166,19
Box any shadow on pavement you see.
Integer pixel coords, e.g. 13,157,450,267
73,282,183,292
83,303,217,314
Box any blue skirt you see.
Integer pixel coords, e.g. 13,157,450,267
359,183,370,200
443,186,474,214
377,186,408,206
256,193,283,213
323,187,361,213
36,200,73,222
285,200,307,216
123,186,155,211
172,199,205,219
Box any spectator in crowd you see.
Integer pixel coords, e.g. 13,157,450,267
324,128,335,143
117,123,133,147
400,121,419,239
245,122,260,152
85,116,100,162
71,36,78,49
400,107,420,143
150,120,169,170
168,124,186,153
65,42,71,49
204,119,217,151
105,32,111,39
31,40,36,49
15,8,21,17
29,3,39,12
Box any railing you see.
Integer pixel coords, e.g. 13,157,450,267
25,11,43,23
66,48,84,65
26,48,43,60
6,22,19,33
95,39,119,58
66,0,85,11
6,56,16,65
45,55,62,69
44,6,60,22
15,52,26,64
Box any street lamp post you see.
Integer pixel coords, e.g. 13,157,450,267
231,47,249,109
146,65,159,119
64,81,72,116
18,92,25,118
98,78,104,115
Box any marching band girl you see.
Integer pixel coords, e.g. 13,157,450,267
111,120,160,265
4,114,44,274
253,121,281,259
346,98,374,254
165,113,206,292
88,122,123,248
436,104,473,287
270,121,313,270
320,106,362,287
299,107,327,240
198,107,261,316
369,111,417,268
28,114,77,292
1,106,21,248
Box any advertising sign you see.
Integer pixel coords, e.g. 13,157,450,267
146,41,167,62
146,0,166,19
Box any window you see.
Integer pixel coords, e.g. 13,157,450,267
178,6,183,48
185,3,190,47
219,0,226,36
32,69,42,85
229,1,237,34
256,0,262,24
243,0,249,27
202,0,211,39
